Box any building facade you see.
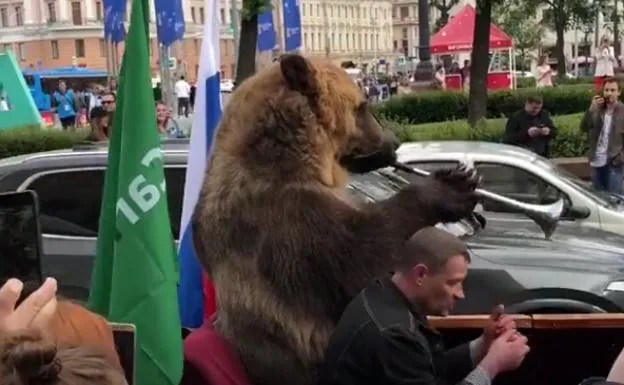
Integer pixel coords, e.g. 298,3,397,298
0,0,237,81
391,0,417,58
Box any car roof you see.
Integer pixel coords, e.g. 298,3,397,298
397,141,540,163
0,139,190,168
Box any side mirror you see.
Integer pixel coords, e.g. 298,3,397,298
565,206,591,219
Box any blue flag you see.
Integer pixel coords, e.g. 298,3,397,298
283,0,301,51
155,0,185,47
103,0,127,43
257,11,277,52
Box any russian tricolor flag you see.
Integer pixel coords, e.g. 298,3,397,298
177,0,221,328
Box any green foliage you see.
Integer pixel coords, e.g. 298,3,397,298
0,127,89,159
430,0,460,31
375,84,594,124
493,1,543,68
515,75,594,88
0,115,589,160
394,113,587,158
240,0,271,20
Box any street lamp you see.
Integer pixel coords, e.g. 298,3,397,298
413,0,433,82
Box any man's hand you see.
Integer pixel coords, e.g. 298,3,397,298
528,126,541,137
479,329,530,378
540,126,550,136
0,278,58,333
482,305,517,354
590,95,605,111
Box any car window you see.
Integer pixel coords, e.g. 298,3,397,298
394,161,460,181
474,162,561,208
26,167,186,239
348,172,402,201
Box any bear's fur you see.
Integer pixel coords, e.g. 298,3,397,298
192,54,477,385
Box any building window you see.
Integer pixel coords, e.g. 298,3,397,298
71,1,82,25
75,39,85,57
51,40,59,59
400,6,408,19
17,43,25,61
99,39,106,57
96,1,102,20
220,8,225,24
199,7,205,24
191,7,196,23
402,27,407,39
15,6,23,26
46,1,57,23
0,8,7,27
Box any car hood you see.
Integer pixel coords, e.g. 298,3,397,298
467,221,624,276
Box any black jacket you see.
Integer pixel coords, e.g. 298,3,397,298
502,108,557,157
318,278,478,385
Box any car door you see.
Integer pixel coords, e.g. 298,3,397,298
20,166,187,302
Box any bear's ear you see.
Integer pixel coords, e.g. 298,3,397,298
280,54,317,95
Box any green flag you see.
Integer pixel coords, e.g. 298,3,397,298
88,0,183,383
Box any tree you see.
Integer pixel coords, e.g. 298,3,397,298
493,1,543,71
430,0,460,32
468,0,498,125
535,0,604,76
235,0,271,87
602,0,622,56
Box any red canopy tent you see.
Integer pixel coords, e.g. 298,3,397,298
430,4,515,89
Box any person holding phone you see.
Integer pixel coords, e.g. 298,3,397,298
502,94,557,158
581,77,624,193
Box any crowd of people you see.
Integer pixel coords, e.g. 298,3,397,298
502,76,623,195
48,78,189,141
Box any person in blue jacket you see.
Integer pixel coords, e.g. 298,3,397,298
52,80,77,129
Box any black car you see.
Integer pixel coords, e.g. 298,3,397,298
2,141,624,314
348,170,624,314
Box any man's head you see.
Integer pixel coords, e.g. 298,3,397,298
58,80,67,93
524,94,543,116
180,75,185,81
101,92,116,112
602,77,621,105
392,227,470,316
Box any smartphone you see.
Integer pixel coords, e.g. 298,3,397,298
0,190,43,286
111,322,137,385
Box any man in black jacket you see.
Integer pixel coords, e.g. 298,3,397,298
502,94,557,158
319,227,530,385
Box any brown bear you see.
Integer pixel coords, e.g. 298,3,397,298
191,54,478,385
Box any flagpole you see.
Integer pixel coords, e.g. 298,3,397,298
230,0,240,78
276,0,285,55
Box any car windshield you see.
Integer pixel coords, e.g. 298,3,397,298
533,158,616,207
347,171,480,238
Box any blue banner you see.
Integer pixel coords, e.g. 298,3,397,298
155,0,186,46
257,11,276,52
103,0,127,43
283,0,301,51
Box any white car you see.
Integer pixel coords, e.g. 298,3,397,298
396,141,624,236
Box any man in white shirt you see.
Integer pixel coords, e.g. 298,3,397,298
581,78,624,193
174,75,191,118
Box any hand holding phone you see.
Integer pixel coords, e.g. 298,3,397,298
540,126,550,136
591,95,605,111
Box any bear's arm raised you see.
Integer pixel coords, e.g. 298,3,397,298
258,184,439,320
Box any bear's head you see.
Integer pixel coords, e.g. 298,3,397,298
213,53,399,188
